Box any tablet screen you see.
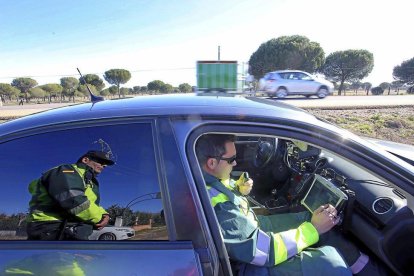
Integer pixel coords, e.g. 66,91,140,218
301,175,347,213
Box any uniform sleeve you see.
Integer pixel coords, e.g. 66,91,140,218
76,188,108,224
42,165,104,224
214,202,319,267
268,221,319,265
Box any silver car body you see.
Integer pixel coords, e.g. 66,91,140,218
259,70,334,98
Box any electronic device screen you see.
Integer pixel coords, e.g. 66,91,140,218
301,174,348,213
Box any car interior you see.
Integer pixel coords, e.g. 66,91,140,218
211,134,414,276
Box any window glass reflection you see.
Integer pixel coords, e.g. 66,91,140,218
0,122,168,241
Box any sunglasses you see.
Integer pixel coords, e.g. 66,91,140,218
212,155,237,164
89,158,107,167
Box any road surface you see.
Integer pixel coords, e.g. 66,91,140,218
1,95,414,118
258,95,414,108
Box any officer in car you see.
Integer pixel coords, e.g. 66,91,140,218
26,150,114,240
196,134,353,275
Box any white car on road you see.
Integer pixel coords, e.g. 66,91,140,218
259,70,334,98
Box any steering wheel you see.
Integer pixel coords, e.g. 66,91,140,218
253,139,276,168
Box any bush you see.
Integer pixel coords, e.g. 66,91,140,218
371,86,384,95
407,86,414,94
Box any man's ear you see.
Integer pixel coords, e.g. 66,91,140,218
206,158,217,170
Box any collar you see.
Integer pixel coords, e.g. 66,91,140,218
75,163,98,182
203,172,241,206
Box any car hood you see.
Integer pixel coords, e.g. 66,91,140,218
365,138,414,165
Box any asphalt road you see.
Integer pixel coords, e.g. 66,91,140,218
1,95,414,118
258,94,414,109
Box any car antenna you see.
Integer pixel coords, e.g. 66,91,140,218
77,68,104,103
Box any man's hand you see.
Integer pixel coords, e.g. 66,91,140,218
238,178,253,195
311,204,339,235
95,214,110,230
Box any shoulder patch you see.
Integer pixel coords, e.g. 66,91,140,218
62,170,75,173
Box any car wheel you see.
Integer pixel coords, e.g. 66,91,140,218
317,88,328,98
98,232,116,240
276,88,288,98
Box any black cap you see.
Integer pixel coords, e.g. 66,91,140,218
79,150,115,166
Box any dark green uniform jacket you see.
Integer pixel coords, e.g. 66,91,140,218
204,173,352,275
27,163,107,225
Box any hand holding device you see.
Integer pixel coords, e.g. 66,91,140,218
311,204,340,234
236,172,253,196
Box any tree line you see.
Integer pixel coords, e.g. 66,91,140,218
0,68,193,104
0,206,164,233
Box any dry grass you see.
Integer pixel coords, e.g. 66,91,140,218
307,107,414,145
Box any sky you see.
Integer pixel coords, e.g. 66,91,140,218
0,0,413,88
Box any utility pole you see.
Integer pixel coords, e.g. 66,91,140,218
218,46,221,61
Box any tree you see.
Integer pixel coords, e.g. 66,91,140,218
103,69,131,98
0,83,20,102
60,77,79,103
81,74,105,91
147,80,165,93
100,88,111,97
371,86,384,95
106,204,134,226
29,87,46,100
139,86,148,93
77,84,97,98
341,83,350,95
379,82,391,95
178,83,192,93
132,86,140,94
350,81,362,95
321,50,374,95
107,85,118,97
11,78,38,103
160,83,173,94
391,80,404,95
0,212,26,231
248,35,325,79
40,83,63,103
393,57,414,85
120,87,130,96
363,82,372,95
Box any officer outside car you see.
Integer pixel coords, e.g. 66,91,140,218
26,150,114,240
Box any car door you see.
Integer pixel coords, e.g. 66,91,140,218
0,118,211,275
293,72,318,94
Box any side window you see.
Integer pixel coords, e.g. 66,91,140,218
300,73,312,81
0,122,168,241
291,73,300,80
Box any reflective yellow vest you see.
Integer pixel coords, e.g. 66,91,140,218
27,163,107,224
205,173,319,266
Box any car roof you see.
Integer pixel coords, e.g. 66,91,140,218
2,94,412,171
268,70,308,74
1,94,321,136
